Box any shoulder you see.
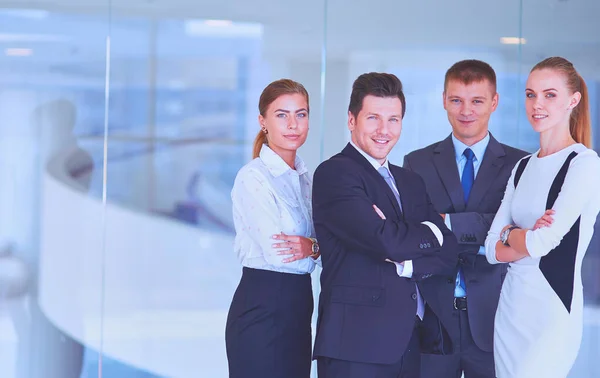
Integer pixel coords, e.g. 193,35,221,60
570,146,600,170
234,158,270,187
499,143,530,163
390,163,426,186
315,152,354,176
404,140,442,162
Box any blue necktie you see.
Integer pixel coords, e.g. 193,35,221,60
456,148,475,298
378,167,403,213
378,166,424,318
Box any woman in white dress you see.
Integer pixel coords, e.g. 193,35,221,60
484,57,600,378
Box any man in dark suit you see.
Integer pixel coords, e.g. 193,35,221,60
312,72,459,378
403,60,528,378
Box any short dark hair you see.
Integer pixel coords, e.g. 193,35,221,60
444,59,497,93
348,72,406,119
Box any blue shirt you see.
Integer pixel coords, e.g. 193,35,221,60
446,133,490,296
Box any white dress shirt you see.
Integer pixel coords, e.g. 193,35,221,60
231,145,319,274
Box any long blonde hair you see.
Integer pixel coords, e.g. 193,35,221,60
531,57,591,148
252,79,310,158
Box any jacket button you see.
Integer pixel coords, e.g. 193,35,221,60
447,278,453,284
411,293,417,300
372,295,379,301
420,244,424,249
427,243,431,248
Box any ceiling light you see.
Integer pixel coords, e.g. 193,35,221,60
204,20,233,27
500,37,526,45
5,48,33,57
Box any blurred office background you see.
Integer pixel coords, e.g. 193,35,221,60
0,0,598,377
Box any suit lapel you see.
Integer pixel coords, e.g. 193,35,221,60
466,134,506,211
433,135,465,212
341,143,403,218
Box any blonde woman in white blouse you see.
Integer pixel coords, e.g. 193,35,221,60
225,79,320,378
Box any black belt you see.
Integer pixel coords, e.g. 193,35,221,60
453,297,467,311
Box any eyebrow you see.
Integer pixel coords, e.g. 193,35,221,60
447,95,487,99
274,108,308,113
366,112,402,118
525,88,558,92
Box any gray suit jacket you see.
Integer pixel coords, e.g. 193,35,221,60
403,133,528,353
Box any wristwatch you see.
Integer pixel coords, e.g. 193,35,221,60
501,226,520,246
309,238,320,258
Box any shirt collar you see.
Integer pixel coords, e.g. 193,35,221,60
451,132,490,162
259,145,308,177
349,140,391,172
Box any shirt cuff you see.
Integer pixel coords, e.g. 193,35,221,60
421,221,444,247
477,246,486,256
399,260,413,278
444,214,452,230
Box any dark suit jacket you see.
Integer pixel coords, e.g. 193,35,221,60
312,143,459,365
403,133,528,353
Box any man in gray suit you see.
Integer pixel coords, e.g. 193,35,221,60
403,60,528,378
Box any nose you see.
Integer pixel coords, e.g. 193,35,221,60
376,119,390,134
532,97,543,110
460,102,473,116
287,117,298,129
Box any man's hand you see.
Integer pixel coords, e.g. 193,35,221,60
440,213,446,220
373,204,386,220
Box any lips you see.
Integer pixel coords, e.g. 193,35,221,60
283,134,300,140
373,138,390,145
532,114,548,120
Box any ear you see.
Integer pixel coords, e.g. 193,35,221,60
442,91,447,110
258,114,265,129
569,91,582,110
491,92,499,112
347,111,356,132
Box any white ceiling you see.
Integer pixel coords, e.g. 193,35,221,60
0,0,598,76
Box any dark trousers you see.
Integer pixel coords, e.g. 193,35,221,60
420,306,495,378
225,267,313,378
317,318,421,378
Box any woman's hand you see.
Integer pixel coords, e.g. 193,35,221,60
533,209,555,230
272,233,314,263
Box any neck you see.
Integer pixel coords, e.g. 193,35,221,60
453,131,488,147
538,126,575,157
270,145,296,169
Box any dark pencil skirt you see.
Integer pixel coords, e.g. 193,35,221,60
225,267,313,378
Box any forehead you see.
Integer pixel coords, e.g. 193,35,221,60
360,95,403,114
445,79,494,97
526,69,568,90
268,93,308,110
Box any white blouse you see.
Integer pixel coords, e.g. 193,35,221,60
231,145,319,274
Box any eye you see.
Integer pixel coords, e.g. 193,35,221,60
367,115,377,120
276,113,287,118
297,112,307,118
545,93,556,98
451,99,461,103
390,117,399,123
473,100,483,104
526,92,535,98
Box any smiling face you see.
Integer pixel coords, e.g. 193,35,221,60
443,78,498,146
348,95,403,164
258,93,309,156
525,68,581,134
